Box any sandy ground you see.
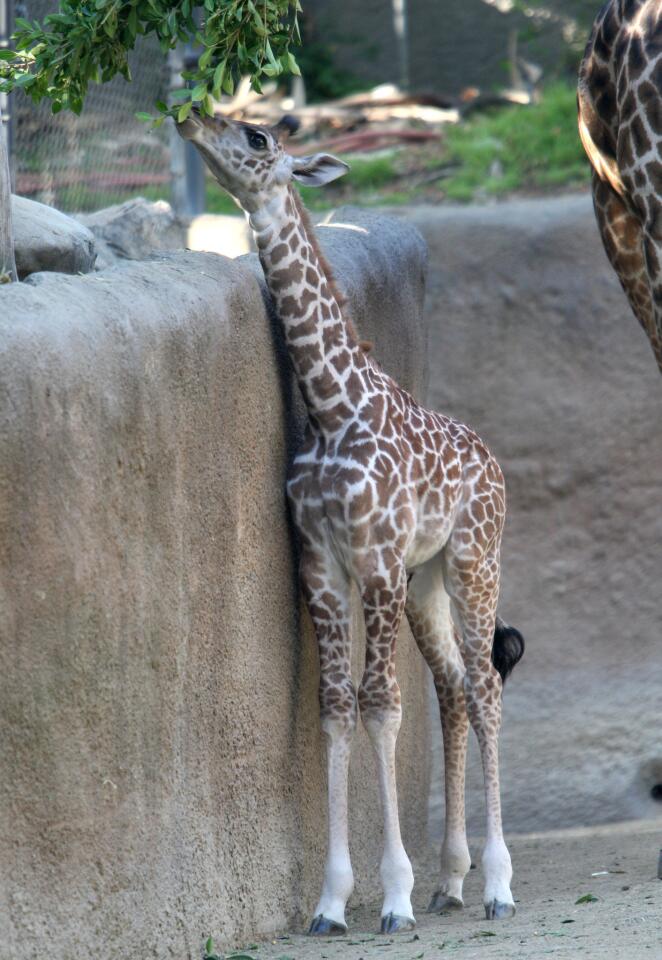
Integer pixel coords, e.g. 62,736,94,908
229,820,661,960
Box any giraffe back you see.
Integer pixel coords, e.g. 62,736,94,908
578,0,662,213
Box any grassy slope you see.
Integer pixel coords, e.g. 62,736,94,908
440,83,590,201
205,82,591,215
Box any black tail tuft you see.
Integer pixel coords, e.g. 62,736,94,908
492,617,525,684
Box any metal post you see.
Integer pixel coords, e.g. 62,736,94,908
0,0,15,188
0,99,17,282
168,46,205,219
392,0,410,92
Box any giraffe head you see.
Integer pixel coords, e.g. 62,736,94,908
176,111,349,212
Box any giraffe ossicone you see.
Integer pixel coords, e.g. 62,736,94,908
177,108,524,933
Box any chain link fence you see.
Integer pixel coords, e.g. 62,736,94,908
7,0,178,213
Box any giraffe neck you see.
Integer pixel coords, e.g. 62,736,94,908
248,186,368,436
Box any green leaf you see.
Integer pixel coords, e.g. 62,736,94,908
135,111,154,122
128,6,138,38
177,100,193,123
575,893,598,905
191,82,207,102
199,45,214,70
0,50,16,62
287,52,301,76
212,59,226,97
265,37,277,66
222,70,234,96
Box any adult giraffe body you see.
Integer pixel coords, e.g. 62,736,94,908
578,0,662,371
177,111,524,933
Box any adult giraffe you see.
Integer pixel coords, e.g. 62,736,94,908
177,111,524,933
578,0,662,372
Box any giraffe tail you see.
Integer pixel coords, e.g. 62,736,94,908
491,617,525,684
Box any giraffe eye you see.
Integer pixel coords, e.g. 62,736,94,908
246,129,268,151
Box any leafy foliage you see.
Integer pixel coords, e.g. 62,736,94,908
0,0,301,122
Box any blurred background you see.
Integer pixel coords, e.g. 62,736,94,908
1,0,596,216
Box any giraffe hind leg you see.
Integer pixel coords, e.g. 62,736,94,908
443,537,515,920
406,553,471,912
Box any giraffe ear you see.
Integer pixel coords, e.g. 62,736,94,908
291,153,349,186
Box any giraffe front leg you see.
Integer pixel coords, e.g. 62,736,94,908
359,567,415,934
310,714,355,934
301,549,356,936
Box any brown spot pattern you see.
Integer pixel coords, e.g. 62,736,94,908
579,0,662,372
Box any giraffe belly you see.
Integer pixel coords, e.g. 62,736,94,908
404,518,453,569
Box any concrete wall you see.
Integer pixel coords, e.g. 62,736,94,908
394,197,662,839
0,209,431,959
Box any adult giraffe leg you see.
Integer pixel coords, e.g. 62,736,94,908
302,548,357,935
406,554,471,913
444,541,515,920
592,174,662,372
358,564,415,933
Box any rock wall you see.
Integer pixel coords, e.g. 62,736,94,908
0,209,431,959
396,196,662,838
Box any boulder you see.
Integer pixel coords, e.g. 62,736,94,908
78,196,187,268
12,195,96,279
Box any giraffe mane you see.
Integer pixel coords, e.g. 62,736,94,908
289,188,372,354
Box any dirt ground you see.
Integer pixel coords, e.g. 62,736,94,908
230,820,660,960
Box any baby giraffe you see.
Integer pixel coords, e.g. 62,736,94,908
177,110,524,934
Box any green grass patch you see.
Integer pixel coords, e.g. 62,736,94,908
441,82,590,201
206,182,243,215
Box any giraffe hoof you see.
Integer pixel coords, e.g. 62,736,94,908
308,915,347,936
380,912,416,934
484,900,516,920
427,890,463,913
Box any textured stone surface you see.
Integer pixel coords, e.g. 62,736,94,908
12,194,96,279
78,197,187,269
0,208,430,959
394,196,662,838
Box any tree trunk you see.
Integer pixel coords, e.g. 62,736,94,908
0,101,17,284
